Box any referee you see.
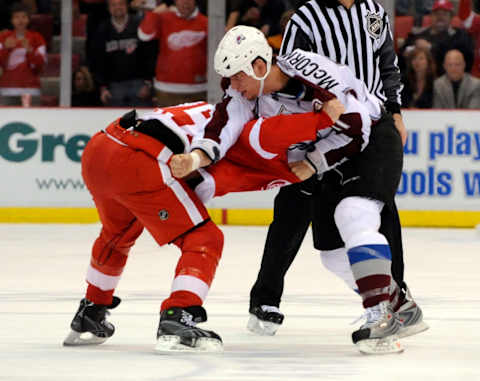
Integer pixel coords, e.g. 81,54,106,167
249,0,427,337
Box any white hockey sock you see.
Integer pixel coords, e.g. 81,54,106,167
319,248,357,291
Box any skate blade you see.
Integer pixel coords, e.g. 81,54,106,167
63,330,108,346
398,321,429,339
356,335,404,355
247,314,280,336
154,335,223,353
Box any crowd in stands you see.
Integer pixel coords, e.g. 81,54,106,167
0,0,480,109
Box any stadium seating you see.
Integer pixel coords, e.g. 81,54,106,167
395,16,415,49
41,53,81,77
29,14,54,50
73,14,87,37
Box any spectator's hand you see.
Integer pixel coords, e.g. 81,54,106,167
415,38,432,50
153,3,169,13
314,98,345,123
393,113,408,146
137,82,151,99
100,88,112,105
21,39,33,53
289,160,315,181
243,7,261,22
130,0,145,10
4,36,17,49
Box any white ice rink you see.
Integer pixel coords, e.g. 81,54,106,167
1,224,480,381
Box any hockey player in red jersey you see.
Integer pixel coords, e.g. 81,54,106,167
195,109,340,202
63,107,224,353
63,98,343,353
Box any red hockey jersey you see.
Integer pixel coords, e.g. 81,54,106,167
138,8,207,93
138,102,333,203
459,0,480,77
0,30,46,92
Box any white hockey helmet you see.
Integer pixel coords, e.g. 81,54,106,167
214,25,273,80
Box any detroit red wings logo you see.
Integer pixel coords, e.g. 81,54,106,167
262,179,291,190
168,30,206,51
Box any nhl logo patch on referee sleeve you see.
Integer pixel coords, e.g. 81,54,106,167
366,11,383,39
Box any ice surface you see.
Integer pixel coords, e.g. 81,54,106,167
1,224,479,381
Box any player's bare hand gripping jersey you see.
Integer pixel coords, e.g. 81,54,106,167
198,49,382,173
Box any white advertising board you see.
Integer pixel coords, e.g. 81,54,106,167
0,108,479,210
0,108,119,207
396,110,480,211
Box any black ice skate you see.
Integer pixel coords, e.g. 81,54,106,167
63,296,121,346
247,305,284,336
155,306,223,353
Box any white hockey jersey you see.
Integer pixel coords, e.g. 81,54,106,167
195,48,382,174
141,102,215,151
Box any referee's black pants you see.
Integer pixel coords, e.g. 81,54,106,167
249,113,407,310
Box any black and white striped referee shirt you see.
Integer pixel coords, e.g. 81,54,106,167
281,0,403,114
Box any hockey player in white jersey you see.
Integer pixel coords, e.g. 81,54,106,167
171,26,405,354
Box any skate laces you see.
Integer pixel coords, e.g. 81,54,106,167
351,302,389,327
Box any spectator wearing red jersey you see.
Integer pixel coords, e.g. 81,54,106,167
0,3,46,106
138,0,207,106
459,0,480,77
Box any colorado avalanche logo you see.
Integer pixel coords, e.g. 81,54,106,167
366,11,383,39
263,179,291,190
236,34,246,45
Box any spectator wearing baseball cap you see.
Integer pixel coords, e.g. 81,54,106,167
401,0,475,76
433,0,454,12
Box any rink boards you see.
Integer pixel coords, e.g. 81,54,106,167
0,107,479,227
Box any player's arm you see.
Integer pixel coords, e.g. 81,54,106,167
254,98,344,154
299,97,372,177
169,91,253,178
